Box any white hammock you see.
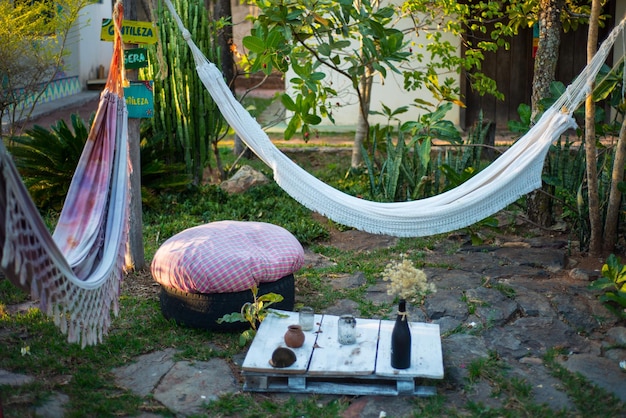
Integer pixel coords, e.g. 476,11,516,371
165,0,624,237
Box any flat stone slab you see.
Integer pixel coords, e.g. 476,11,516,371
484,316,586,359
34,392,69,418
329,271,366,290
112,348,178,397
153,359,240,416
442,333,489,384
340,395,415,418
494,247,566,272
424,289,468,320
0,369,34,386
326,230,398,252
511,362,572,411
508,285,554,317
558,354,626,403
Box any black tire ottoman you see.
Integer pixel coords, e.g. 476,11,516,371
151,221,304,331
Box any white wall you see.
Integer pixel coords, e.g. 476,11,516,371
302,24,462,129
66,0,114,86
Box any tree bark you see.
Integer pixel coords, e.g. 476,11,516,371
586,0,602,256
603,117,626,253
213,0,251,161
124,0,145,271
352,65,373,169
531,0,563,119
527,0,563,227
213,0,235,88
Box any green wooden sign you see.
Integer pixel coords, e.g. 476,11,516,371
101,19,157,44
124,48,148,69
124,81,154,119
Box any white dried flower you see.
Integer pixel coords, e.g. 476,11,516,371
382,259,435,303
620,360,626,371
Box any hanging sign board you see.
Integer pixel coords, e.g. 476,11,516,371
124,81,154,118
532,23,539,58
101,19,157,44
124,48,148,69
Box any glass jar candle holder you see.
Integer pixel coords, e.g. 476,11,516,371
299,306,315,331
337,314,357,345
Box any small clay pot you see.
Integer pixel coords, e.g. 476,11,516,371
284,324,305,348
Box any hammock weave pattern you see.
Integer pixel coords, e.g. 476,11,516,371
0,3,129,347
164,0,626,237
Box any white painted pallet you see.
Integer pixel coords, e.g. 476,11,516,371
241,310,444,396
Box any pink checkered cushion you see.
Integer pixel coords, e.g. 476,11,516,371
151,221,304,293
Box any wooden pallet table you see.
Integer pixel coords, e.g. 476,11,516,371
241,310,443,396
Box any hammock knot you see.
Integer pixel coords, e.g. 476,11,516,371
182,29,192,41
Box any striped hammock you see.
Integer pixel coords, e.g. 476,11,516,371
164,0,626,237
0,3,129,347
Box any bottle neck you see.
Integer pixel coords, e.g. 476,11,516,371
398,299,407,310
398,299,407,320
398,299,408,321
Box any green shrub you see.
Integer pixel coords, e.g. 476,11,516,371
8,114,90,210
9,114,191,211
589,254,626,321
144,181,328,249
362,103,462,202
139,123,192,209
508,77,626,249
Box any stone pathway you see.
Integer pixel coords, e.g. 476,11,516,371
2,231,626,417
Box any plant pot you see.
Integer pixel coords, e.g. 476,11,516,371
284,324,305,348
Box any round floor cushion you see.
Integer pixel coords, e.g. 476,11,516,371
151,221,304,331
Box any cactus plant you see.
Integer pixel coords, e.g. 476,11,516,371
143,0,228,184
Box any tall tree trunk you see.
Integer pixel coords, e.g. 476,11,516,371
531,0,563,119
603,117,626,253
527,0,563,227
124,0,145,271
213,0,234,88
352,64,373,169
212,0,250,166
586,0,602,256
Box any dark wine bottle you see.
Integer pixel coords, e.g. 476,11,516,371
391,299,411,369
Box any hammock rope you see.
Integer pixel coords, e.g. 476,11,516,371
0,1,129,347
163,0,626,237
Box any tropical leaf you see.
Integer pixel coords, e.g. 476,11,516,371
242,35,266,53
10,115,92,210
10,114,191,211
